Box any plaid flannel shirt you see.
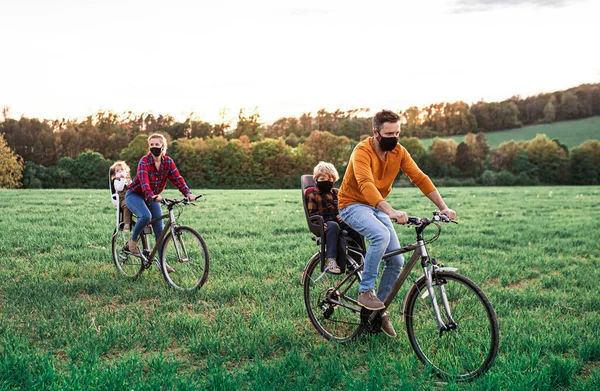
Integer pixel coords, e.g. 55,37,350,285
306,187,340,222
128,153,191,202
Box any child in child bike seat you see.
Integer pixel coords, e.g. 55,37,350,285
110,161,133,232
306,162,360,275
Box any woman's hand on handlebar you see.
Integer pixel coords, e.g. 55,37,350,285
188,194,197,202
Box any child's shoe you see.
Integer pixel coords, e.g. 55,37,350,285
325,258,341,274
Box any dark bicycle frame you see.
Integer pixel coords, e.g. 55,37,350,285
327,216,456,327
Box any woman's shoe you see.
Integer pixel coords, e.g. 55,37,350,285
127,238,139,254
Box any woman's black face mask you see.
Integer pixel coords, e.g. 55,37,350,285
150,147,162,157
317,180,334,193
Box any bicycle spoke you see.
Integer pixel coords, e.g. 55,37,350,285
304,255,363,342
162,227,209,291
405,272,498,381
112,227,144,279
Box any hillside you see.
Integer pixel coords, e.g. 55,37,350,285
419,116,600,149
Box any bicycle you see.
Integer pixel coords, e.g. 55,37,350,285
111,196,209,291
302,211,499,381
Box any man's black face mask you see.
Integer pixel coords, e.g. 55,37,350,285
377,131,398,152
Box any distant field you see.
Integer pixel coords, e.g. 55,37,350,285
1,187,599,389
420,116,600,149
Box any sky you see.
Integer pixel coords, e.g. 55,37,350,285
1,0,599,124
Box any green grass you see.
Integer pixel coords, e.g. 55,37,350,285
1,187,599,390
420,116,600,149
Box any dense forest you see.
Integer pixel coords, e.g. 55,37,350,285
1,83,599,189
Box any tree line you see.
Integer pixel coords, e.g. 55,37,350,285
0,83,599,189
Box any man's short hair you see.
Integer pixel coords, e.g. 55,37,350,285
372,110,400,132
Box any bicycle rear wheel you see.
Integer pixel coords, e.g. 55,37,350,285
404,271,499,381
303,253,364,342
111,225,147,279
161,226,209,291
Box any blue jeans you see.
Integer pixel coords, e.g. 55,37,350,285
339,203,404,302
325,221,340,259
125,190,165,258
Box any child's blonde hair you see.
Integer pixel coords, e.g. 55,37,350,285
110,160,131,180
313,161,339,182
148,133,168,154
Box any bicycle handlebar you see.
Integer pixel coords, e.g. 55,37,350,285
392,211,456,226
161,194,203,206
407,212,457,227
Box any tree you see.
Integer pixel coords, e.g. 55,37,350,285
120,134,149,176
304,130,352,170
557,92,580,120
522,134,569,184
569,140,600,184
74,150,112,188
454,142,476,177
233,109,263,142
0,134,24,188
490,140,520,172
399,137,427,167
542,96,556,123
430,138,458,166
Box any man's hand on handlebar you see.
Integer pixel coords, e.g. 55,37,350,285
440,208,456,221
389,210,408,224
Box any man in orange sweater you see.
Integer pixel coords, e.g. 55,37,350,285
338,109,456,338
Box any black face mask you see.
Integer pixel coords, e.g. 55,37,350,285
150,147,162,157
316,180,333,194
377,132,398,152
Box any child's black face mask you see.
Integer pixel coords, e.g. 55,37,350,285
317,180,333,193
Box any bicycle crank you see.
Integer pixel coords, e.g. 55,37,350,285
360,308,382,333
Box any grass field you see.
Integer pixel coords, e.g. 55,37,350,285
420,116,600,149
1,187,599,390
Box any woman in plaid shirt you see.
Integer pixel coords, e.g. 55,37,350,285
125,133,198,272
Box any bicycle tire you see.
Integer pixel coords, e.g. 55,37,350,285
161,226,209,291
111,225,147,279
303,252,364,342
404,271,499,381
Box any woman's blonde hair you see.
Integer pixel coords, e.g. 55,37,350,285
313,161,339,182
109,160,131,179
148,133,168,154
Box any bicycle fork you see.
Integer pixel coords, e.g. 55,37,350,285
419,240,459,332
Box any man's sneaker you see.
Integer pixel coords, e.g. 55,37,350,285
358,290,385,310
325,258,341,274
380,311,397,338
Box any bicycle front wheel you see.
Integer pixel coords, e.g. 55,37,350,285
303,253,363,342
111,225,146,279
161,226,209,291
404,271,499,381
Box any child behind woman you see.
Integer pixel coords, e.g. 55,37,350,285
110,161,133,232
